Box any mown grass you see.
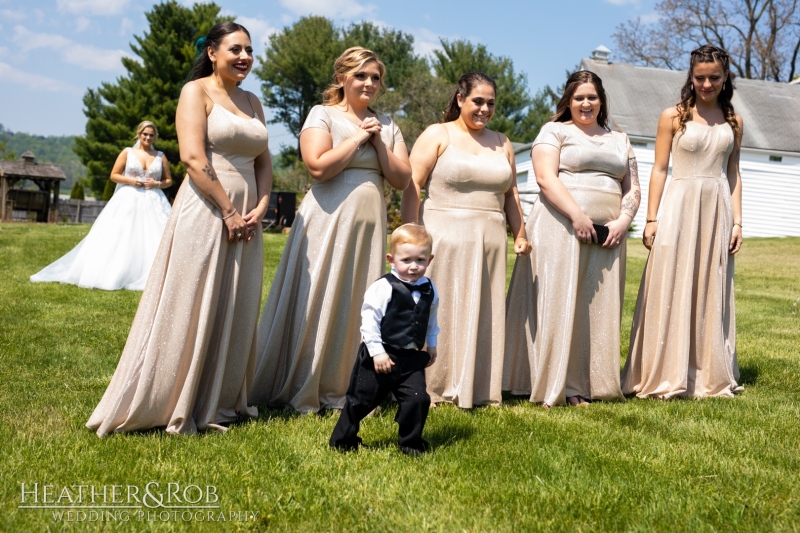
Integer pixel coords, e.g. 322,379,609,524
0,222,798,532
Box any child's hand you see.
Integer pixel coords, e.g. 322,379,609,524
426,347,437,367
373,353,394,374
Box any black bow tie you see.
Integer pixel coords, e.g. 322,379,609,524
400,279,431,295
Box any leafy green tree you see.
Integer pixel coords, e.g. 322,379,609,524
74,1,225,197
342,22,422,90
256,17,428,153
431,39,546,142
375,63,453,146
256,16,345,152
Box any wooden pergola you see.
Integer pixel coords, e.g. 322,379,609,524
0,151,66,222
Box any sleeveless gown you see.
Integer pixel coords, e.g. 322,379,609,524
30,148,171,290
86,104,268,436
622,121,741,398
419,136,513,408
249,105,404,413
503,122,633,406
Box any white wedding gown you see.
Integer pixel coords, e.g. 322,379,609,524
31,148,172,290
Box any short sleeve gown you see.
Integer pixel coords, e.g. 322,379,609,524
86,104,268,436
621,121,741,398
249,105,404,413
419,126,514,408
30,147,171,291
503,121,633,406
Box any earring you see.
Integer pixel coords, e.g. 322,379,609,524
212,61,216,72
722,81,726,90
690,83,694,91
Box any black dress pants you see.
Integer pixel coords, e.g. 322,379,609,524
330,343,430,451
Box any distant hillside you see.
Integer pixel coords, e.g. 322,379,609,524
0,124,87,193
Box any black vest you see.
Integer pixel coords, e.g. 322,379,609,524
380,274,434,350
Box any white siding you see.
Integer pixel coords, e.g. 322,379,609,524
515,144,800,238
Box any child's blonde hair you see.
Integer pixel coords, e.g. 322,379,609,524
389,223,433,255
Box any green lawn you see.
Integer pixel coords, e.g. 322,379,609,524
1,222,798,532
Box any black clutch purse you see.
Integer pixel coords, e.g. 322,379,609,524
592,224,609,244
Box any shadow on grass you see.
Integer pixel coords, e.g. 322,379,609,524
738,364,758,386
366,420,476,453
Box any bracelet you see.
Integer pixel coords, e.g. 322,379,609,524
351,138,359,148
645,219,657,223
221,210,237,220
733,222,742,228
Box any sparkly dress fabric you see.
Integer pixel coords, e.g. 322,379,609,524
622,121,741,398
504,122,633,406
249,105,403,413
419,130,513,408
30,148,171,291
86,104,268,436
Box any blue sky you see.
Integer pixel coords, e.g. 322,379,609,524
0,0,657,149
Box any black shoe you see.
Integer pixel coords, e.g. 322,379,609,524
400,439,430,456
329,437,363,452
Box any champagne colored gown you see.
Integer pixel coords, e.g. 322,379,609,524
504,122,633,406
621,121,741,398
86,104,268,436
30,148,171,291
419,126,513,408
249,105,404,413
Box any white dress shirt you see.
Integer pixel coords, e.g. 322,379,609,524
360,268,440,357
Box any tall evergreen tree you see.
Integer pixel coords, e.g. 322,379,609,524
74,1,225,197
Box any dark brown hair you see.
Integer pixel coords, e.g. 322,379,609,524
187,22,251,83
551,70,609,130
442,72,497,123
676,44,739,133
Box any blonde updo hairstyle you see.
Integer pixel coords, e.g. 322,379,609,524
134,120,159,142
321,47,387,106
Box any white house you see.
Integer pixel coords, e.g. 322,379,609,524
516,47,800,238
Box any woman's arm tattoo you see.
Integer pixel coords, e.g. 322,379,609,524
620,157,641,218
202,162,218,182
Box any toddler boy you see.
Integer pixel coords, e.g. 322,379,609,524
329,223,439,455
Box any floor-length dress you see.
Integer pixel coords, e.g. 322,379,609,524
30,148,171,290
622,121,741,398
504,122,632,406
86,104,268,436
419,130,513,408
249,105,403,413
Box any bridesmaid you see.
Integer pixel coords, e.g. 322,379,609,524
503,71,639,407
250,47,411,413
86,22,272,436
401,72,531,408
622,44,743,399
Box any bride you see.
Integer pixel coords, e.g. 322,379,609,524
30,121,173,290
